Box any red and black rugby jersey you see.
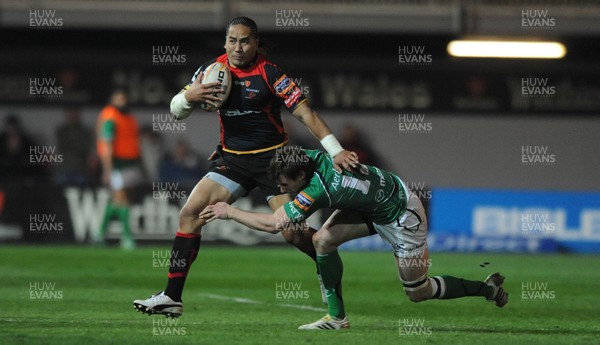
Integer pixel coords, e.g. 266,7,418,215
188,53,306,154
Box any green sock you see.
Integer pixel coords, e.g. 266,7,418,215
317,251,345,319
435,275,494,299
115,206,133,241
98,203,116,240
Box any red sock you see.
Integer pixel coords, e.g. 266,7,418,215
164,232,201,302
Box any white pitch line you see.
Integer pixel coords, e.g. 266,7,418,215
202,293,261,304
277,303,327,312
199,293,327,312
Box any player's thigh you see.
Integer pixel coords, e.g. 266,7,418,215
315,209,372,248
181,177,235,218
395,246,430,283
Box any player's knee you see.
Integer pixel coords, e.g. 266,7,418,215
179,203,206,232
179,204,197,221
312,231,332,251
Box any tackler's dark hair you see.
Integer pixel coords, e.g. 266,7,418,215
268,146,315,182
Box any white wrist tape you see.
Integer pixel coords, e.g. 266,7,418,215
170,92,194,120
320,134,344,158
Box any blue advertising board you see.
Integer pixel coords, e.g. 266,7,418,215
429,188,600,253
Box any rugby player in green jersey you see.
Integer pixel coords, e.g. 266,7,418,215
200,146,508,330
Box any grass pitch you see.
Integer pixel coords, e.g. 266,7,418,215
1,245,599,344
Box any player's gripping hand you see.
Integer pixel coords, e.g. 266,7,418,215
199,202,231,223
184,71,225,109
333,150,359,173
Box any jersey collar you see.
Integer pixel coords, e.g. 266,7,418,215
227,53,259,72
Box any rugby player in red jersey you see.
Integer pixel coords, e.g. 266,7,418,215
133,17,360,317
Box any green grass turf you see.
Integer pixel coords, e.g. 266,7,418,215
1,245,599,344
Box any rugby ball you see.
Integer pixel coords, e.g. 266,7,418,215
200,62,232,112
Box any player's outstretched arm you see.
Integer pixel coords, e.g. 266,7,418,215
199,202,292,234
291,103,359,172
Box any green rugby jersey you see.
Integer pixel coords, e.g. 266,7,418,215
283,149,407,224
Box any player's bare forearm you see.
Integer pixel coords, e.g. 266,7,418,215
229,208,279,233
199,202,280,234
291,103,358,168
292,103,332,141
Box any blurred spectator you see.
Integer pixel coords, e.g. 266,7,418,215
339,123,384,168
139,125,163,183
159,140,206,189
55,108,94,186
0,114,47,180
0,114,48,226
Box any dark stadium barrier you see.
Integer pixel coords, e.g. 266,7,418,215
0,183,325,246
4,182,599,254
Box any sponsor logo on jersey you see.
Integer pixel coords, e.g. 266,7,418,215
222,109,260,116
274,75,295,96
293,191,314,211
284,88,302,108
234,80,253,87
287,204,304,222
331,173,341,191
375,189,386,202
244,86,260,99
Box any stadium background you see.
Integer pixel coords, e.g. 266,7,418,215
2,0,599,250
1,1,600,343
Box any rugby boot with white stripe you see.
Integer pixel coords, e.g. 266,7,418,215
484,272,508,308
133,291,183,318
298,314,349,330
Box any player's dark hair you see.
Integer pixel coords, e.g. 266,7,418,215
226,16,270,55
268,146,315,182
227,16,258,38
